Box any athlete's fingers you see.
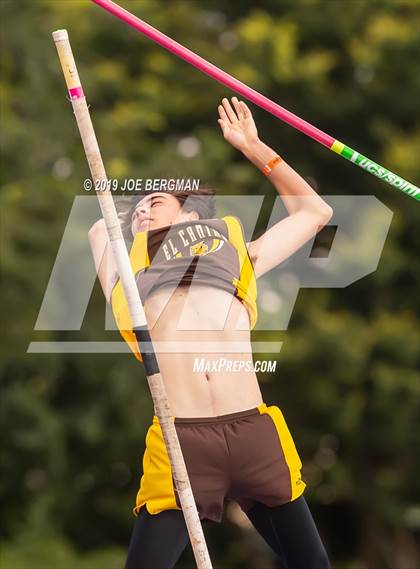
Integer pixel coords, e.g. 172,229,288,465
232,96,244,119
240,100,252,118
217,119,228,137
218,104,231,125
222,97,238,123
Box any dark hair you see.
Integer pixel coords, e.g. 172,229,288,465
115,184,217,241
171,186,216,219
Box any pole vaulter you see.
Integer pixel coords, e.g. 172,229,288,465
90,0,419,202
52,29,213,569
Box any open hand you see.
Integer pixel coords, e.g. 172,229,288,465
218,97,259,153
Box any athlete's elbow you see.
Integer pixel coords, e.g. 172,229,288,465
88,220,109,256
316,203,333,223
301,196,333,222
88,218,106,238
311,204,333,234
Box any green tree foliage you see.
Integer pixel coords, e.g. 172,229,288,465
1,1,419,568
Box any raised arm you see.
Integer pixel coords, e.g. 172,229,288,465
218,97,333,279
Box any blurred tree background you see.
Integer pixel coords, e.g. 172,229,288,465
1,0,419,568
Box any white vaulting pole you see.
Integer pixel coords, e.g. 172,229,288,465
52,29,212,569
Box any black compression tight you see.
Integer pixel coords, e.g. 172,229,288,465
245,497,331,569
125,497,331,569
125,508,190,569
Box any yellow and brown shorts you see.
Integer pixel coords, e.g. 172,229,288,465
133,402,306,523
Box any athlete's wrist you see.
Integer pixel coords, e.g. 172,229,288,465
243,139,279,170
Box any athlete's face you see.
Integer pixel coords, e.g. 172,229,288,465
131,193,197,236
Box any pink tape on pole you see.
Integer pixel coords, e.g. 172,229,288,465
91,0,335,148
69,86,85,100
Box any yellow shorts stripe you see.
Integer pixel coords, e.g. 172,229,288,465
133,422,180,516
258,403,306,501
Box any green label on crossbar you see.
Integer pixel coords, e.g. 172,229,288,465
332,142,420,201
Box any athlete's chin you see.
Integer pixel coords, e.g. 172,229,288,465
149,219,171,231
139,219,153,231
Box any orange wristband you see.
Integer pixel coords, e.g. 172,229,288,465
262,155,282,176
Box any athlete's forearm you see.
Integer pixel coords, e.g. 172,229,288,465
243,139,332,218
88,219,119,302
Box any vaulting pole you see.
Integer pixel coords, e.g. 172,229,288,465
52,28,213,569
